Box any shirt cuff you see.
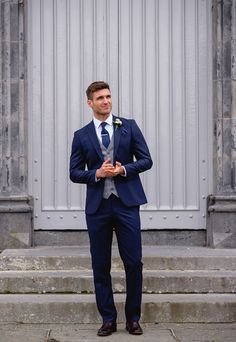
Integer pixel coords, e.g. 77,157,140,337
95,170,101,182
121,166,127,177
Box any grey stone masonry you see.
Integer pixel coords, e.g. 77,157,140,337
0,0,32,249
0,196,33,249
208,0,236,247
0,246,236,323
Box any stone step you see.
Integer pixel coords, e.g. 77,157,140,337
0,293,235,323
1,246,236,271
0,269,236,294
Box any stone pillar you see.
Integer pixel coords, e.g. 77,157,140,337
208,0,236,247
0,0,32,249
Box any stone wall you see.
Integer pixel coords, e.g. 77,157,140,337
0,0,32,250
208,0,236,247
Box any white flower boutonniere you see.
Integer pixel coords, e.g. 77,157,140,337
113,118,122,130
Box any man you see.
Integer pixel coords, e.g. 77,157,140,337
70,81,152,336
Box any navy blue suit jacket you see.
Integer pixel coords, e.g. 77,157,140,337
70,115,153,214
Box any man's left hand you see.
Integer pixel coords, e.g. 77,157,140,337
113,161,125,176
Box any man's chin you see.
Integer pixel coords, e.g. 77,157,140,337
100,112,111,116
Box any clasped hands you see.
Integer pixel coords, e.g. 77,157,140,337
96,159,125,179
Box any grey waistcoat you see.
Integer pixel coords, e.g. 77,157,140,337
99,136,119,199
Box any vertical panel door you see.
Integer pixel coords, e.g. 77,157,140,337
28,0,212,230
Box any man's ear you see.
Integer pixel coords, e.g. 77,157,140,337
87,99,93,108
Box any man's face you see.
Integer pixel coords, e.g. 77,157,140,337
87,88,112,119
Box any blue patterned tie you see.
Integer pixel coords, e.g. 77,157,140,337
100,122,110,148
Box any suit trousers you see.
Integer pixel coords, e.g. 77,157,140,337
86,194,143,323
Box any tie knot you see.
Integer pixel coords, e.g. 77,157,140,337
100,122,107,129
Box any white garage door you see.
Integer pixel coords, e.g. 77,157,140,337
28,0,212,230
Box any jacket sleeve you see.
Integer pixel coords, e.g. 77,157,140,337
123,120,153,177
69,132,97,184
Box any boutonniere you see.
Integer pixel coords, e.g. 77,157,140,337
113,118,122,130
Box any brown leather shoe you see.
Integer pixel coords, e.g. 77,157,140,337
97,322,117,336
126,321,143,335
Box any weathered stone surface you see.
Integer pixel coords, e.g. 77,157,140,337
0,0,27,196
0,322,177,342
1,246,236,298
0,197,33,250
34,229,206,247
212,0,236,195
0,0,32,250
2,246,236,271
0,246,236,323
0,293,235,323
1,323,236,342
207,195,236,247
0,269,236,295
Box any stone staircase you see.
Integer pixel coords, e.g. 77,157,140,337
0,246,236,323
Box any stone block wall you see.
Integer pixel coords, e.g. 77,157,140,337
209,0,236,247
0,0,32,249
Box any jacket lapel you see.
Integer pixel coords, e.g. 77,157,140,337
87,121,104,161
113,115,122,159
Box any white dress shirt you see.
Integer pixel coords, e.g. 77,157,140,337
93,114,114,143
93,114,126,178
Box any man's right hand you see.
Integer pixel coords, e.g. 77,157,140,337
96,159,115,179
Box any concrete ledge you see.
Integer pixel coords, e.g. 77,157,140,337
0,269,235,294
0,293,235,323
2,246,236,271
0,196,33,250
34,229,206,247
208,195,236,212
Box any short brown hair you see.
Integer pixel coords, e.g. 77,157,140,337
86,81,110,100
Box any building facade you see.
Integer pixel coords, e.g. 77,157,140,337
0,0,235,249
